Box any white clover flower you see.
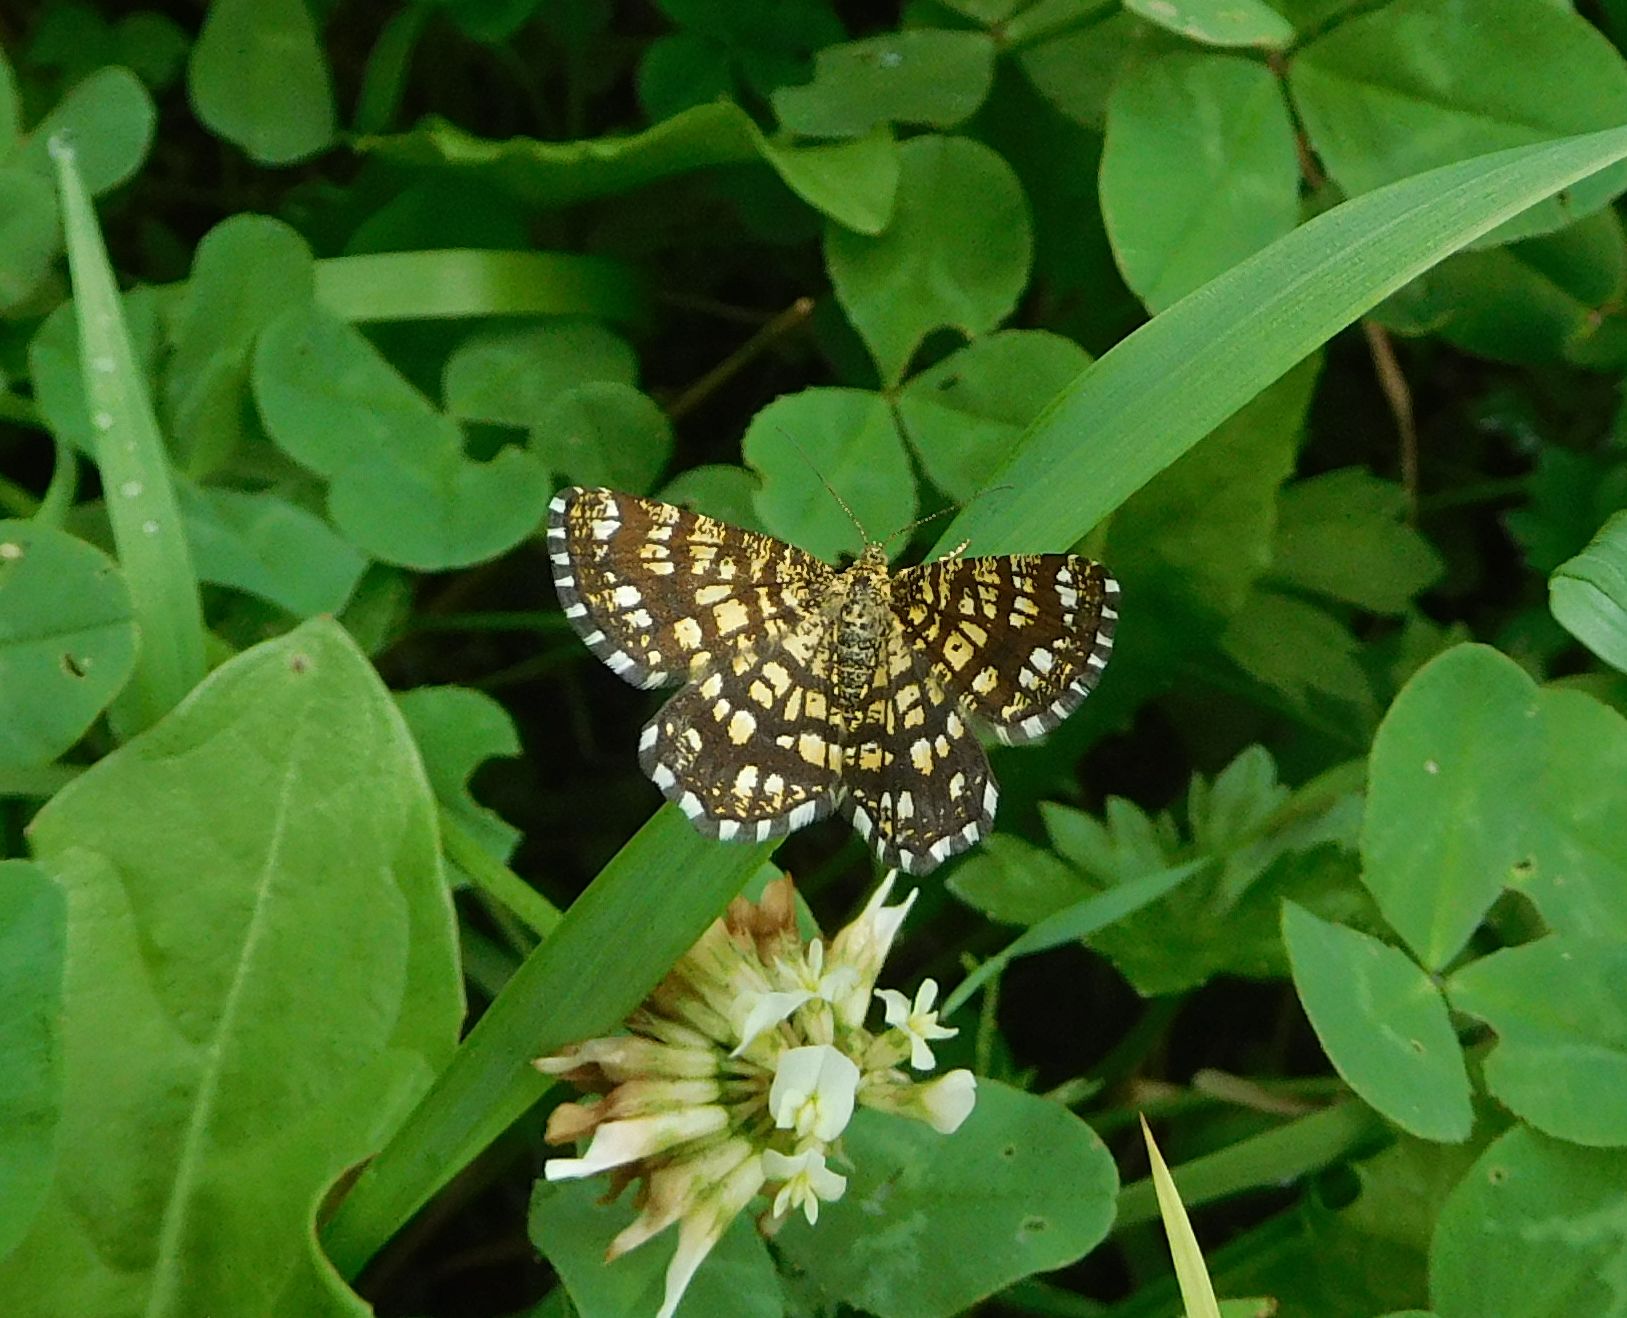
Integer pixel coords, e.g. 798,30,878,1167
769,1044,860,1142
876,977,959,1070
762,1146,847,1225
534,873,976,1318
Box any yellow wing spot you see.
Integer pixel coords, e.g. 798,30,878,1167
958,594,977,616
713,600,750,634
762,661,793,695
749,680,774,708
934,735,951,757
857,742,884,772
700,673,724,699
904,706,926,729
894,684,922,712
948,771,966,799
803,689,829,722
683,728,703,751
784,688,803,721
942,632,974,671
728,709,757,744
647,560,676,575
733,765,760,796
695,583,730,605
972,666,999,695
673,618,704,651
1013,594,1039,617
797,732,828,766
763,772,786,801
961,621,988,646
911,738,934,773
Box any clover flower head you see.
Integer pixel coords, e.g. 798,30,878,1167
533,872,975,1318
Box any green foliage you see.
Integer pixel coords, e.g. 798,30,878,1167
0,521,135,767
773,1084,1118,1317
3,2,1627,1315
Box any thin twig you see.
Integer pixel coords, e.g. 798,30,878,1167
666,296,816,422
1362,319,1420,521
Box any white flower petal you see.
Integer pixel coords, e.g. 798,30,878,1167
769,1044,860,1141
730,987,813,1057
654,1150,766,1318
876,987,910,1030
916,1070,978,1134
544,1107,728,1181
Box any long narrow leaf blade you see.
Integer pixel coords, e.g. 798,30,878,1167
321,809,772,1277
51,136,206,732
934,125,1627,557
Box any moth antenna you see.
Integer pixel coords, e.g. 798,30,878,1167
882,483,1016,552
773,425,870,543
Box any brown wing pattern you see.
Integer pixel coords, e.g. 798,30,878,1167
891,553,1118,745
637,612,844,838
837,623,997,875
548,487,834,690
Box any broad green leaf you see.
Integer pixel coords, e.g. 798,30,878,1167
744,388,916,561
772,30,995,138
17,66,155,195
1361,644,1538,970
638,33,736,123
1125,0,1294,47
1101,52,1300,311
776,1082,1117,1317
1290,0,1627,246
0,168,59,310
188,0,336,164
529,1179,782,1318
53,141,205,735
0,619,461,1315
947,832,1087,926
0,520,135,768
1551,508,1627,674
1283,903,1472,1143
1220,588,1375,718
177,485,367,617
0,43,18,148
659,465,764,532
0,861,64,1260
534,383,674,494
1017,10,1168,132
358,101,900,235
1208,1133,1480,1317
165,214,315,478
443,321,637,427
1448,936,1627,1146
1430,1127,1627,1318
253,305,550,570
396,685,522,867
895,330,1090,501
1270,468,1445,614
1106,356,1316,619
826,134,1031,385
1380,208,1627,364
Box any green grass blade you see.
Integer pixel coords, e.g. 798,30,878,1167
320,806,771,1277
51,136,206,733
943,860,1206,1018
1116,1101,1384,1229
313,250,646,324
1142,1116,1223,1318
934,124,1627,558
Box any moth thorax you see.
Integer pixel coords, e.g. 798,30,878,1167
832,563,890,708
